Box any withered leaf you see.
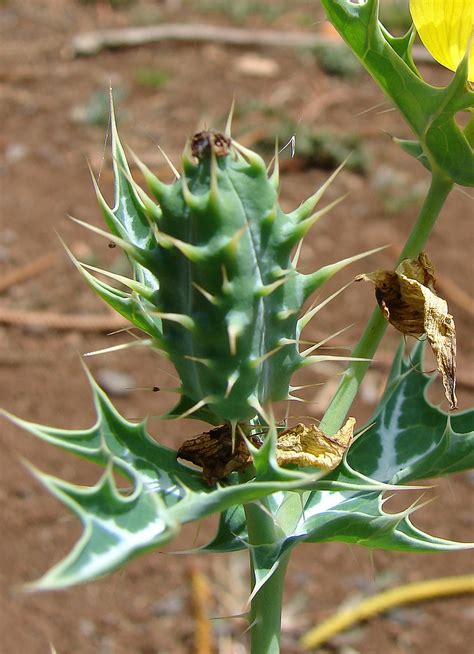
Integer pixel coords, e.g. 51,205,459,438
177,425,252,485
356,252,457,409
276,418,355,470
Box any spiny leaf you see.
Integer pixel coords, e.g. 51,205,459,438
201,505,248,553
74,263,162,340
106,95,161,288
4,368,381,589
200,342,473,557
300,491,470,551
26,464,178,591
347,341,473,484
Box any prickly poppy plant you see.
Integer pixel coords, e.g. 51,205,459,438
3,2,473,653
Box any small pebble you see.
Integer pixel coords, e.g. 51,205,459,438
235,53,280,78
4,143,29,165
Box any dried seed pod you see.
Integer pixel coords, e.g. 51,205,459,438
276,418,355,470
357,252,457,409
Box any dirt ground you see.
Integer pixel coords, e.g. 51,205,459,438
1,2,473,653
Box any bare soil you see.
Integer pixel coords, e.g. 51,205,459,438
1,2,473,653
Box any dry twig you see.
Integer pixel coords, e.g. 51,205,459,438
1,308,473,390
0,254,56,294
189,564,215,654
70,23,433,63
0,308,126,332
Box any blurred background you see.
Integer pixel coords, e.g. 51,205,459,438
1,1,473,652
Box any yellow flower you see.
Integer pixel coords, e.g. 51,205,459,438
410,0,474,81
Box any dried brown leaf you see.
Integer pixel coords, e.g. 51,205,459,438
276,418,355,470
356,252,457,409
177,425,252,485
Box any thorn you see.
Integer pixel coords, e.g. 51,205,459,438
350,420,375,444
223,224,248,257
87,160,122,229
232,140,266,174
226,312,247,355
270,265,292,279
173,396,215,420
221,265,232,294
277,308,299,320
300,354,372,368
80,261,155,301
156,143,180,180
284,401,291,425
289,382,324,392
261,202,278,226
303,245,389,298
192,282,220,306
225,371,239,398
237,423,255,453
181,171,208,212
249,343,285,368
290,194,348,243
248,396,271,425
59,237,145,307
227,323,237,356
289,157,347,221
225,97,236,137
298,280,352,332
209,148,219,201
256,276,287,298
126,145,169,203
157,232,210,263
84,338,153,357
107,326,139,337
291,239,304,268
184,355,213,369
115,159,162,224
300,324,353,357
244,618,260,636
394,494,434,523
278,337,298,345
153,312,196,332
68,215,151,268
109,85,119,133
267,138,280,189
227,322,242,356
181,138,196,175
286,393,307,402
87,158,108,200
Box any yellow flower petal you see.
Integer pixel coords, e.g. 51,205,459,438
410,0,474,81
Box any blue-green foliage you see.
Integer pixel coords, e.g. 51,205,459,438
3,344,472,590
80,107,368,425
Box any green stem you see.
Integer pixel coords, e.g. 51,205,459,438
319,169,453,435
464,110,474,147
244,500,289,654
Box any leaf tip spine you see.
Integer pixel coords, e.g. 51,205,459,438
153,312,196,332
224,97,236,138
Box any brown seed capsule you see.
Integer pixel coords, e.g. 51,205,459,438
177,424,251,485
191,131,231,160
